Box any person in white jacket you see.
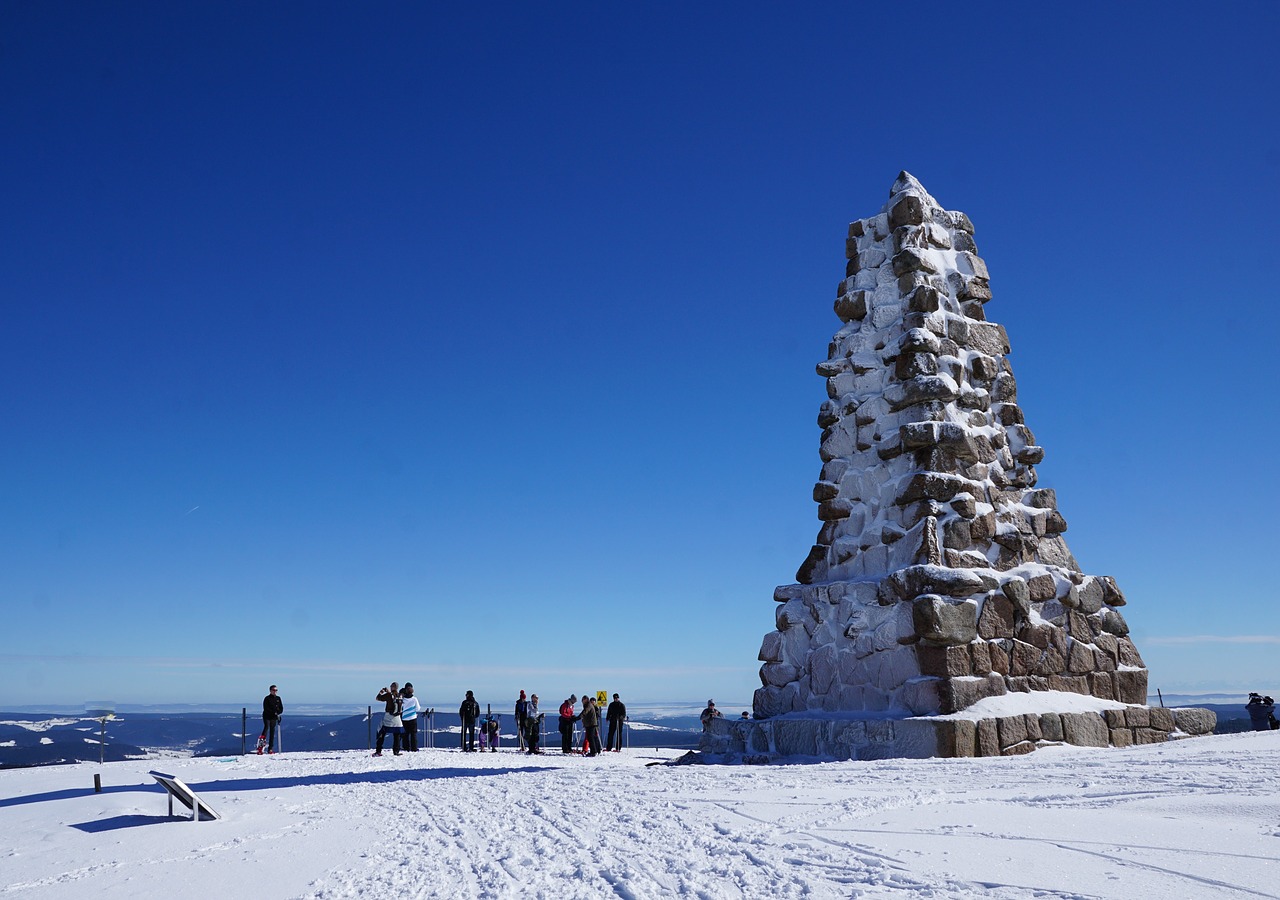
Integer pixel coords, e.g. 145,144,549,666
400,683,421,752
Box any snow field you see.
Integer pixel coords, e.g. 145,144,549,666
2,732,1279,899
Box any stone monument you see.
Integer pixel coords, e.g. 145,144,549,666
706,173,1214,759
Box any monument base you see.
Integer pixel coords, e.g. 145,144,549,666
701,706,1216,761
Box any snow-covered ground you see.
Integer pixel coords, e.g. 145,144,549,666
2,732,1278,899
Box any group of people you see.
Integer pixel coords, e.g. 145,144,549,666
550,693,628,756
372,681,424,756
461,690,629,756
257,684,680,757
1246,693,1279,731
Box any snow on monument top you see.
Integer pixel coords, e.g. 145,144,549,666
888,170,941,208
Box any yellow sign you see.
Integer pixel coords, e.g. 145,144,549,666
596,691,608,706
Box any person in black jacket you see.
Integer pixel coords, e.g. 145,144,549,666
261,685,283,754
514,690,529,751
374,683,403,756
1246,693,1277,731
459,690,480,751
606,693,626,752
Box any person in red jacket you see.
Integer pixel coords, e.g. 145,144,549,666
558,696,577,754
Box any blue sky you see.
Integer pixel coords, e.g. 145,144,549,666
2,2,1277,711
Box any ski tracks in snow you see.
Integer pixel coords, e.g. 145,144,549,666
282,735,1280,899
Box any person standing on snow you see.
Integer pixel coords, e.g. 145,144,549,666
515,690,529,751
374,683,404,756
579,695,602,757
260,685,283,754
606,693,627,752
558,696,577,754
400,683,421,752
459,690,481,752
525,694,544,754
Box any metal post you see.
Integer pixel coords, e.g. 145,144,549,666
94,773,101,793
367,706,372,750
99,718,105,765
242,708,247,755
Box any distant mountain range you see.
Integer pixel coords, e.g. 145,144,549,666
3,694,1268,769
0,711,703,769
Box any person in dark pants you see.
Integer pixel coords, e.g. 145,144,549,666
400,683,420,751
579,695,602,756
1246,693,1276,731
459,690,480,751
558,695,577,753
606,693,626,752
260,685,283,754
515,690,529,751
525,694,543,754
374,683,403,756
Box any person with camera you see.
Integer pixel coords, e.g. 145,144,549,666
373,683,404,756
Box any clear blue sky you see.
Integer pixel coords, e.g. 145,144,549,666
2,2,1277,711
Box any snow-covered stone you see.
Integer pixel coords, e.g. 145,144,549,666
747,172,1207,757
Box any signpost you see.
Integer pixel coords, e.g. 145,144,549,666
85,702,115,766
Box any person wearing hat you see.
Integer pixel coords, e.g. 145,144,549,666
515,690,529,751
374,683,404,756
606,693,627,752
700,699,722,730
400,683,421,752
459,690,480,751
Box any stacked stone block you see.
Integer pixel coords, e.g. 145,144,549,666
704,706,1216,761
755,173,1155,729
